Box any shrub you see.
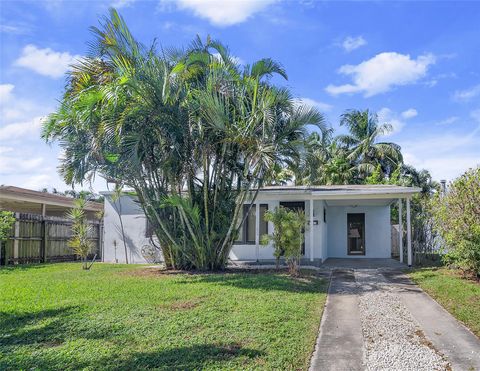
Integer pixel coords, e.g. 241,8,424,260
261,207,306,276
431,167,480,277
0,211,15,243
66,198,95,270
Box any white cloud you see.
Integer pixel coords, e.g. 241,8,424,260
436,116,458,125
110,0,136,8
0,155,44,174
453,84,480,102
212,52,244,66
171,0,277,26
325,52,436,97
378,108,406,136
471,109,480,123
401,108,418,119
15,44,80,78
0,84,14,101
295,97,333,112
22,174,54,190
0,117,45,141
341,36,367,52
0,147,13,154
400,122,480,181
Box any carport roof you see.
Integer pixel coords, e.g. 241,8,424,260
0,185,103,214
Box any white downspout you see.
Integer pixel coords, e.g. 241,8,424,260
310,198,314,262
406,197,412,267
398,198,403,263
255,203,260,262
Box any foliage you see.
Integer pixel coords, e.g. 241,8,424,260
42,9,325,271
261,207,307,276
431,167,480,277
0,263,327,370
286,109,404,185
66,198,94,270
409,268,480,336
0,211,15,242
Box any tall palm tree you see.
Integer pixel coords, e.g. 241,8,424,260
337,109,403,178
42,9,326,270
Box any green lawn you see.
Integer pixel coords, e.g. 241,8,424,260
0,263,327,370
408,268,480,337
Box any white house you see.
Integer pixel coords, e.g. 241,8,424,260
101,185,420,266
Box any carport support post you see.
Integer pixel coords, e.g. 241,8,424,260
310,198,314,262
398,199,403,263
406,197,412,267
255,203,260,262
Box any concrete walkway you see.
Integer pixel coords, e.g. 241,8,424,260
310,268,480,371
382,270,480,370
310,270,365,371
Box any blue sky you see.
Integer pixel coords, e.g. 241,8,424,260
1,0,479,192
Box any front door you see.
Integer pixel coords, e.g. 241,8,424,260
347,213,365,255
280,201,306,255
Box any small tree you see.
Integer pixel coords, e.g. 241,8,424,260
431,167,480,278
261,207,306,276
67,198,94,270
0,211,16,261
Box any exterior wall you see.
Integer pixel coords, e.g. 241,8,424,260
326,205,391,259
103,195,162,264
102,193,393,264
230,198,326,262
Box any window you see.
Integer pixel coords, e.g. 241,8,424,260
145,218,154,238
235,204,268,244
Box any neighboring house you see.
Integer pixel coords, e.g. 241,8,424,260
0,186,104,265
0,185,102,218
102,185,420,266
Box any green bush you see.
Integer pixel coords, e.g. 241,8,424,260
0,210,15,243
431,167,480,277
261,207,307,276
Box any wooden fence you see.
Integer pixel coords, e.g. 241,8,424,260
0,213,102,265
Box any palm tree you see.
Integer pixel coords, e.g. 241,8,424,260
337,109,403,179
42,9,326,270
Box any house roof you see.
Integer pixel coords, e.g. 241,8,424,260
258,185,421,201
261,184,420,193
0,185,103,215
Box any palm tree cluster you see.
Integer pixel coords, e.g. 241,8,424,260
42,9,326,270
287,109,405,186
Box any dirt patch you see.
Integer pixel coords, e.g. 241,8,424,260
414,329,452,371
158,298,204,311
122,266,321,278
41,340,63,348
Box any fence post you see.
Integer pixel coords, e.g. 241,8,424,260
13,213,20,264
41,218,48,263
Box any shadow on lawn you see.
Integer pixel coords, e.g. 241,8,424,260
1,339,264,370
0,306,118,348
175,272,328,294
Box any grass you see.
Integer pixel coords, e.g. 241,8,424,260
408,267,480,337
0,263,327,370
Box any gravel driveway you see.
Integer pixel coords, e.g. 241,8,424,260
309,268,476,371
355,270,450,371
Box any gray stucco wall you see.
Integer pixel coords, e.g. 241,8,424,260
103,195,162,264
326,205,391,258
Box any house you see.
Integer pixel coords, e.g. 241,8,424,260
101,184,420,266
